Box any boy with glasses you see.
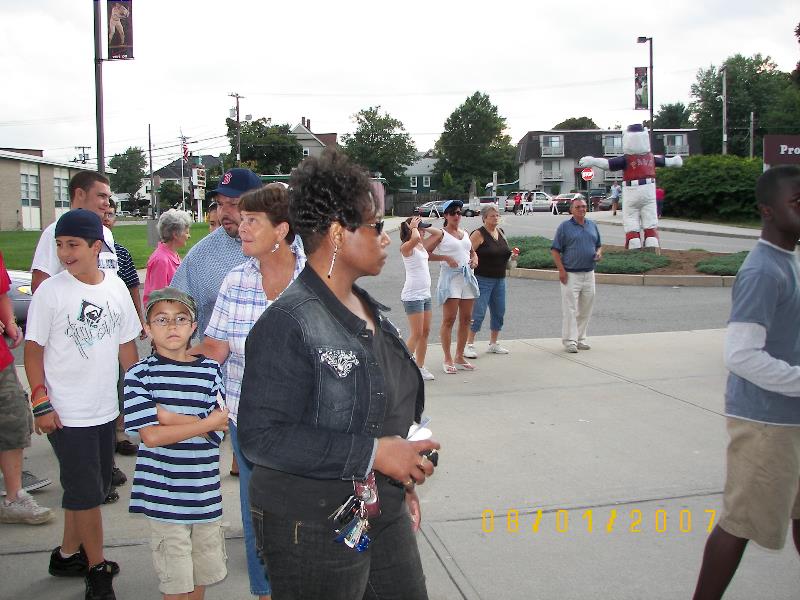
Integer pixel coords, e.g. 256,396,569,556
123,287,230,600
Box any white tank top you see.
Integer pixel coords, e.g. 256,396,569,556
437,229,471,268
401,245,431,301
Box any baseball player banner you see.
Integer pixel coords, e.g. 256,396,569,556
634,67,648,110
108,1,133,60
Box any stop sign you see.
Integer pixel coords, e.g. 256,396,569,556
581,168,594,182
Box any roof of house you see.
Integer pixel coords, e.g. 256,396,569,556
404,156,437,176
154,155,222,179
0,149,114,172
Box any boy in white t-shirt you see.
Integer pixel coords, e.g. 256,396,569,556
24,209,140,600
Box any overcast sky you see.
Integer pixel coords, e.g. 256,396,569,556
1,0,797,170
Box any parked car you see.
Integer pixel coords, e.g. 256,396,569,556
8,270,32,326
521,191,555,213
554,193,586,214
117,210,131,217
413,200,449,217
587,189,606,212
598,196,614,211
504,192,525,212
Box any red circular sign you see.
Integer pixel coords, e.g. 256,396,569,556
581,168,594,181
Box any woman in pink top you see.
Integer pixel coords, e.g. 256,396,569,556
143,209,192,305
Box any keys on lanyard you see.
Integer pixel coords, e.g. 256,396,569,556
330,472,381,552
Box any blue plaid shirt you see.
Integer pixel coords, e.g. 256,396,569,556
170,228,246,339
204,238,306,423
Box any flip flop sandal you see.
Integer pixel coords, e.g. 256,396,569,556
454,362,476,371
442,363,458,374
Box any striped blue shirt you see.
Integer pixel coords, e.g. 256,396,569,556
123,354,226,523
551,217,602,272
114,242,140,289
204,239,306,424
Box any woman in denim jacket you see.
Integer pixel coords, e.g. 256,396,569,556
238,149,440,600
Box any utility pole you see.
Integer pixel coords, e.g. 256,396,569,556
179,133,189,211
749,112,754,159
93,0,105,173
148,125,157,217
229,92,244,166
720,65,728,155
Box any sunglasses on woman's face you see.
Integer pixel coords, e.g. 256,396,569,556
446,210,462,216
360,220,386,235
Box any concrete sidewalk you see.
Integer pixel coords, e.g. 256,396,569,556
586,211,760,240
2,330,798,599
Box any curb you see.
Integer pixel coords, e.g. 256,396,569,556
509,267,736,287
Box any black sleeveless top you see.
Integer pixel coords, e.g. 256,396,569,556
473,226,511,279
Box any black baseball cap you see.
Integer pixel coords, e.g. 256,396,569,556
55,209,113,253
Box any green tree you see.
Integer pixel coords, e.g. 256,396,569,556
225,118,303,174
108,147,146,207
792,22,800,86
653,102,692,128
689,54,794,156
552,117,598,129
434,92,517,193
341,106,417,191
158,180,183,211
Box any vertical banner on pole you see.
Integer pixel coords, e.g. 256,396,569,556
107,1,133,60
634,67,649,110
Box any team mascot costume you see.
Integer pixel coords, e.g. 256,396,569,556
579,124,682,251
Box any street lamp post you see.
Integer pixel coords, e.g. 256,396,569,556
637,36,653,149
720,65,728,155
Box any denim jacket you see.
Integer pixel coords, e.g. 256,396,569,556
238,265,425,482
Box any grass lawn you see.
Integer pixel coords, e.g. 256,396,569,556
0,223,211,271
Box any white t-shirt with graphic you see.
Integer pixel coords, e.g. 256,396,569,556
31,221,118,275
25,270,140,427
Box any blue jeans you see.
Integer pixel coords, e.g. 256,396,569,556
229,421,271,597
470,275,506,333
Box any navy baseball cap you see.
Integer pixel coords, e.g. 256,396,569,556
55,209,113,253
441,200,464,214
209,168,263,199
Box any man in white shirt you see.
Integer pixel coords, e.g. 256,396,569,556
31,171,117,293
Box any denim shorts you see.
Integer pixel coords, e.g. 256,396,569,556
403,298,432,315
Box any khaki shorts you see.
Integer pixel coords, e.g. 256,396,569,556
149,519,227,595
719,418,800,550
0,363,32,451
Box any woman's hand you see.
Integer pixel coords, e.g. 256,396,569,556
469,253,478,269
374,436,440,486
409,216,422,230
444,256,458,268
406,487,422,532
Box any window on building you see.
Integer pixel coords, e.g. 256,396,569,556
422,176,431,188
302,148,310,157
410,176,418,188
665,134,688,155
540,135,564,156
20,164,40,208
542,160,561,180
53,167,70,208
603,135,623,155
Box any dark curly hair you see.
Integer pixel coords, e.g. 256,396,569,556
240,183,295,243
289,148,374,253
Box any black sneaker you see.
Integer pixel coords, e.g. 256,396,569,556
85,562,116,600
111,467,127,487
49,546,120,577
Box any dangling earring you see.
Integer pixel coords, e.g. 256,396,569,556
270,242,280,254
327,245,338,279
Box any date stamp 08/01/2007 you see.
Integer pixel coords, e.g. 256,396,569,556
481,508,718,535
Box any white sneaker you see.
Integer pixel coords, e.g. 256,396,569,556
577,342,591,350
565,343,579,353
463,344,478,359
487,343,509,354
0,490,53,525
418,366,435,381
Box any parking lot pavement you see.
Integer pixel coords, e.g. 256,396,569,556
3,329,798,599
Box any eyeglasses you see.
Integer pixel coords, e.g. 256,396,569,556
149,315,193,328
447,211,462,216
361,220,385,235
